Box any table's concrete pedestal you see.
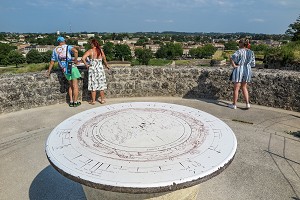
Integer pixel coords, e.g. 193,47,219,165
83,185,200,200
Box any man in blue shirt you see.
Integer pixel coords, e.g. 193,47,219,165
46,36,81,107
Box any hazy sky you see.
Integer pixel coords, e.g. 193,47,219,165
0,0,299,34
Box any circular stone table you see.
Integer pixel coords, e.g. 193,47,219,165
45,102,237,200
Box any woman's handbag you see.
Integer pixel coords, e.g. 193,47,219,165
65,46,72,75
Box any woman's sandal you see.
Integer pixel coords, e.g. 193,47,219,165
88,101,96,105
98,98,106,104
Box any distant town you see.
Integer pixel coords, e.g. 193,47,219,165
0,31,289,60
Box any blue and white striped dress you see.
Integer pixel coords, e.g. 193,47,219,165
230,48,255,83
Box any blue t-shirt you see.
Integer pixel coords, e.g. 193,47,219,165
51,44,73,70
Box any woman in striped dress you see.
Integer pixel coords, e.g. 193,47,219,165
228,39,255,109
82,39,111,105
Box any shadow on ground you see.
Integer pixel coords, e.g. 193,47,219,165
29,165,86,200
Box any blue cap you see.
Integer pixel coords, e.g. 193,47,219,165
57,36,65,42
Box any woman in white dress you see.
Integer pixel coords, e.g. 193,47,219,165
228,38,255,109
82,39,111,104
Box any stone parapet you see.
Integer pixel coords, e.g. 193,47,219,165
0,66,299,114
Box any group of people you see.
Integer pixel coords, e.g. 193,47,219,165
46,37,110,107
46,36,255,110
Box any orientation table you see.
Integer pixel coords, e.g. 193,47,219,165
45,102,237,200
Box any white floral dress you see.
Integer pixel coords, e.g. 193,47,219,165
88,51,107,91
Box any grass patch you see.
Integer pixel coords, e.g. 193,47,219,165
148,59,172,66
0,63,51,74
175,60,193,65
0,63,61,75
131,59,172,66
212,50,224,60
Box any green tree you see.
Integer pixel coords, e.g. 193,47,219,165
135,48,153,65
155,43,183,60
103,42,115,61
35,34,57,45
0,57,9,66
286,14,300,41
7,50,26,67
224,41,238,50
201,44,217,58
26,49,43,64
189,44,216,59
41,50,53,63
135,37,148,46
0,43,16,65
251,44,270,52
114,44,132,61
189,48,198,58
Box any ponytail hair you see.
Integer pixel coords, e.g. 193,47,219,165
90,39,102,57
239,38,250,48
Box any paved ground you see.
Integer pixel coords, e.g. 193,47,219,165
0,97,300,200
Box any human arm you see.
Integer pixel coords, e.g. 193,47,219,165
45,50,56,77
229,57,237,68
71,46,78,65
81,49,91,68
101,49,110,70
249,50,255,68
230,51,240,68
45,60,55,77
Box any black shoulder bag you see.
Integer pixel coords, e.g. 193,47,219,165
66,45,72,75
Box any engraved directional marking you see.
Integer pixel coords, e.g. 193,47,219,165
46,102,237,192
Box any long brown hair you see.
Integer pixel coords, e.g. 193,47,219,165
90,39,102,57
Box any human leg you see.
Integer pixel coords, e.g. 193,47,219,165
241,82,250,108
68,81,74,107
99,90,106,104
71,79,81,107
229,82,241,109
72,79,79,102
233,82,241,105
89,91,96,105
241,82,249,103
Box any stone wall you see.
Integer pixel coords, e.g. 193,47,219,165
0,66,300,114
264,58,300,71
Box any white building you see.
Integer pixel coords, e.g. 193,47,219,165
78,40,88,46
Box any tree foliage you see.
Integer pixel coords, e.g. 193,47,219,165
286,14,300,41
251,44,270,52
135,37,148,46
26,34,57,45
103,42,115,61
135,48,153,65
41,50,53,63
189,44,217,59
26,49,43,64
224,41,238,50
7,50,26,67
155,43,183,60
0,43,16,65
114,44,132,61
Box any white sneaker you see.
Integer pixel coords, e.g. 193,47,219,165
246,103,250,109
228,104,237,109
